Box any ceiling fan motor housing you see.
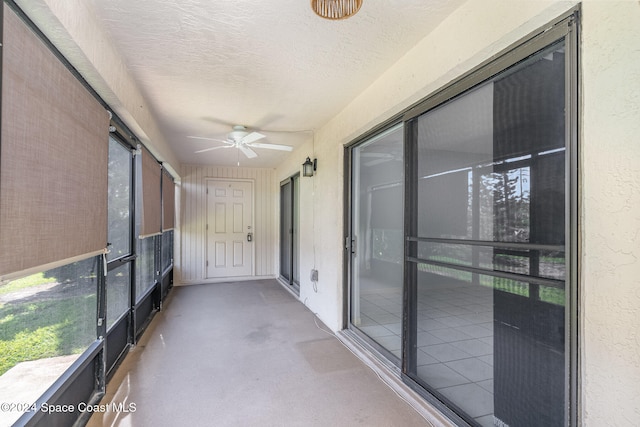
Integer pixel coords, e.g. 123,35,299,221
229,125,249,142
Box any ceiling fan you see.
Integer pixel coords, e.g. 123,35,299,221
188,125,293,159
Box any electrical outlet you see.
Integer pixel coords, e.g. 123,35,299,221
310,269,318,282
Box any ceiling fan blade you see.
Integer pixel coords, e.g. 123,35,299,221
246,142,293,152
194,145,233,154
202,117,236,128
187,136,230,143
241,132,265,144
238,145,258,159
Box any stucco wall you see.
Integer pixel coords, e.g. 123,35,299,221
276,141,328,318
277,0,640,423
580,1,640,424
281,0,580,329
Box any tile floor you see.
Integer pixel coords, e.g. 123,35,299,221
355,276,495,426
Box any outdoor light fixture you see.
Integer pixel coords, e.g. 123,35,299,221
311,0,363,20
302,157,317,177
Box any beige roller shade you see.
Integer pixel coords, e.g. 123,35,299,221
162,169,175,231
0,5,109,280
138,146,162,238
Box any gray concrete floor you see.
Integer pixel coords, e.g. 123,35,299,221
87,279,429,427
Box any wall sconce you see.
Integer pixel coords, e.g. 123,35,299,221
302,157,317,177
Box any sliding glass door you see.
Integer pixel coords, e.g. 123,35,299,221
347,15,577,426
280,174,300,293
349,124,404,361
406,40,568,427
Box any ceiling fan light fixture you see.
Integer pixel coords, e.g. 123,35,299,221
311,0,363,20
229,125,249,142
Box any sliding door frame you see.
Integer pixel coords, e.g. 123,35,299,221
345,7,580,426
280,174,300,294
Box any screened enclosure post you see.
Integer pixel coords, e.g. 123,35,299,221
96,255,107,393
0,2,3,162
155,234,162,310
154,235,161,310
129,148,137,346
402,120,418,375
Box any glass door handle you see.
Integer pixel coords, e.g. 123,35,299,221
345,236,356,256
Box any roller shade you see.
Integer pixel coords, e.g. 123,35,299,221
162,169,175,231
138,146,162,238
0,5,109,280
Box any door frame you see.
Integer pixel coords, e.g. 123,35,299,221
279,173,300,294
203,178,256,279
345,122,405,366
343,9,579,426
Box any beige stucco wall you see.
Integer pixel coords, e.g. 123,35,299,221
276,140,325,315
580,1,640,424
277,0,640,424
281,0,580,329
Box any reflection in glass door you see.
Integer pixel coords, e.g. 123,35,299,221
350,124,404,361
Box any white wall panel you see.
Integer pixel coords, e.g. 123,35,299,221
178,164,276,283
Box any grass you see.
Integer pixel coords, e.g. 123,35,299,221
418,261,565,306
0,272,56,296
0,285,96,376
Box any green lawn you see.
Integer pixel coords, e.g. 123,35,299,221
0,272,56,296
418,261,565,306
0,286,96,376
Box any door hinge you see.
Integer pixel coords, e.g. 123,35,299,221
206,260,209,267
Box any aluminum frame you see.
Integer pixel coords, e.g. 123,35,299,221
279,174,301,294
344,7,580,426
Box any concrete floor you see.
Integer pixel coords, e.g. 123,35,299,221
87,280,430,427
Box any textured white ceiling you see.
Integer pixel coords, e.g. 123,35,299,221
86,0,464,167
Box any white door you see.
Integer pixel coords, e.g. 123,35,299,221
206,179,253,278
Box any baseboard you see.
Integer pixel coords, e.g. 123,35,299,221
174,275,277,286
335,329,457,427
